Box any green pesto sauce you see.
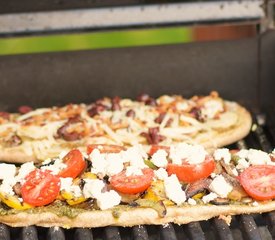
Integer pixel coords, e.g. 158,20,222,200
0,201,87,218
0,201,135,219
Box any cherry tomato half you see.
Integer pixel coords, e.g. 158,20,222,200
166,155,215,183
21,169,60,207
239,165,275,201
58,149,86,179
110,168,154,194
87,144,125,154
148,145,170,156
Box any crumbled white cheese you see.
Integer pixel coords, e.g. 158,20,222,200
15,162,36,183
151,149,168,168
236,158,250,170
236,149,249,159
164,174,186,205
176,102,189,111
252,201,259,207
90,149,107,175
125,166,143,177
0,183,15,196
59,150,68,160
214,148,231,164
121,145,147,168
96,190,121,210
169,143,207,165
247,149,271,165
0,164,16,180
154,168,168,180
201,100,223,119
202,192,218,203
40,158,66,175
83,179,105,199
232,168,239,176
105,153,124,176
60,177,82,198
210,172,217,178
209,175,233,198
187,198,197,206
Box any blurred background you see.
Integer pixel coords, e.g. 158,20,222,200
0,0,273,56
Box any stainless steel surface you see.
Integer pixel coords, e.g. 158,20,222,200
0,1,264,34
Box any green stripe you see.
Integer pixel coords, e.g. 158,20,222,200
0,27,192,55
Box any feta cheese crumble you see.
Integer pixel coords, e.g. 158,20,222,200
187,198,197,206
214,148,231,164
83,179,121,210
83,179,105,199
201,100,223,119
151,149,168,168
40,158,66,175
209,175,233,198
0,163,16,180
97,190,121,210
125,166,143,177
202,192,218,203
15,162,36,183
154,168,168,180
169,143,207,165
164,174,186,205
60,177,82,198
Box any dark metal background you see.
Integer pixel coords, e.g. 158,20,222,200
0,32,270,111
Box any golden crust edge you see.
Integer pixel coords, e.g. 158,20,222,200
0,201,274,228
202,102,252,152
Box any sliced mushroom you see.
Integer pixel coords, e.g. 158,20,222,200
185,178,212,198
220,160,237,177
213,161,223,175
210,197,230,205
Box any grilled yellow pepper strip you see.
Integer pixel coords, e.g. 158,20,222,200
143,180,174,206
0,192,33,210
61,191,86,206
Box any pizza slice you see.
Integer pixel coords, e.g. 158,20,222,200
0,92,252,163
0,143,273,228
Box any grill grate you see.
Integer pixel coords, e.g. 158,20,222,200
0,111,274,240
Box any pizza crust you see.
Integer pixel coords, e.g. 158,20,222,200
0,201,274,228
199,102,252,152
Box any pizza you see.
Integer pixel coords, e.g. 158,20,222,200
0,91,252,163
0,143,274,228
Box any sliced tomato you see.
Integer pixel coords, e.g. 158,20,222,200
149,145,170,156
58,149,86,179
166,155,215,183
21,169,60,207
110,168,154,194
239,165,275,201
87,144,125,154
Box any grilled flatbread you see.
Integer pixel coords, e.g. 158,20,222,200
0,92,251,163
0,144,273,228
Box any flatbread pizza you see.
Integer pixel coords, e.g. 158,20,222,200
0,91,252,163
0,143,274,228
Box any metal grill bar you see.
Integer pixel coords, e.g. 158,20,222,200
48,227,65,240
159,223,177,240
251,113,273,152
186,222,205,240
264,212,275,238
105,226,121,240
74,228,93,240
22,226,38,240
239,215,262,240
132,225,149,240
0,224,10,240
213,218,233,240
